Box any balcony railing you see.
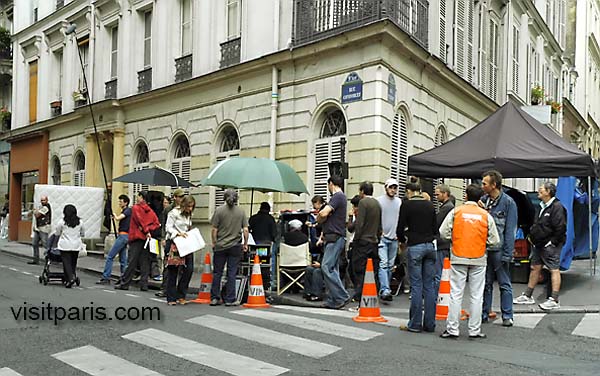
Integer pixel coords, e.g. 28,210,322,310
56,0,64,10
220,37,241,69
175,54,193,82
293,0,428,48
137,67,152,93
105,78,117,99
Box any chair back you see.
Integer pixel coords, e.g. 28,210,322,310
279,242,311,267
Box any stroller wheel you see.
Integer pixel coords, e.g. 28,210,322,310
76,277,80,286
38,276,42,284
42,278,48,286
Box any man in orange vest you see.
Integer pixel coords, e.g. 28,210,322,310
438,184,500,339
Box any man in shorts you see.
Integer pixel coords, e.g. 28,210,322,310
513,182,566,311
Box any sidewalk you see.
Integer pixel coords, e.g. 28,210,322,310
2,239,598,313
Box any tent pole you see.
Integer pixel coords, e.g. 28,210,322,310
589,178,593,277
250,189,254,216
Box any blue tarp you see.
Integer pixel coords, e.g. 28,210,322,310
556,177,599,270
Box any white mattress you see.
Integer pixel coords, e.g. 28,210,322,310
33,184,105,239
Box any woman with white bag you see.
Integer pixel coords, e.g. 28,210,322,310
165,195,196,306
54,204,85,288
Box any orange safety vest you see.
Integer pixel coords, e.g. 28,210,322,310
451,205,488,259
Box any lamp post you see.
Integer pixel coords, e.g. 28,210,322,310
65,23,117,235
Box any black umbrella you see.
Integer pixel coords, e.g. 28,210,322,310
113,167,196,188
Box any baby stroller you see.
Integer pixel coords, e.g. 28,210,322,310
38,234,80,286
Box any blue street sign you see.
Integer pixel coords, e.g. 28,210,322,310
341,72,363,104
387,74,396,104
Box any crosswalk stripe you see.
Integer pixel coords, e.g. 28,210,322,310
52,345,162,376
492,313,546,329
572,313,600,339
232,309,382,341
123,328,289,376
187,315,340,358
273,305,408,328
0,367,23,376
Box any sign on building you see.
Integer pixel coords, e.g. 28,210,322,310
341,72,363,104
387,74,396,104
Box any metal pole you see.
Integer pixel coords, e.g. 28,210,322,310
73,33,117,236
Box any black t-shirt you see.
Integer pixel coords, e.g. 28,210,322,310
248,211,277,243
322,191,347,238
118,207,132,233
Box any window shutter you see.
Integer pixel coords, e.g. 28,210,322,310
133,165,149,198
74,171,85,187
478,6,487,92
390,113,400,182
439,0,446,63
512,24,520,94
454,0,466,78
397,113,408,198
171,159,191,194
29,60,38,123
466,0,474,83
488,20,498,101
313,140,331,201
214,156,226,211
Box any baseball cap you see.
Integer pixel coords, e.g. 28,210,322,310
385,178,399,188
288,219,303,230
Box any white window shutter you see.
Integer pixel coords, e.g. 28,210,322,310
488,20,498,101
397,113,408,198
466,0,474,83
133,164,149,198
512,25,520,94
214,156,226,211
439,0,446,63
478,6,487,92
454,0,466,79
313,140,331,201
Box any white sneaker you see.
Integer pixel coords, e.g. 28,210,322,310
539,297,560,311
513,293,535,305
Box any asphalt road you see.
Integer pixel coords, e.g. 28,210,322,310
0,251,598,376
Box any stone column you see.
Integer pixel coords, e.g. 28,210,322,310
85,135,100,187
112,128,126,217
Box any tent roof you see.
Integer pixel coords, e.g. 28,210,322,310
408,102,595,178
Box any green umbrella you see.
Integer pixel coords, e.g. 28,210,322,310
200,157,309,212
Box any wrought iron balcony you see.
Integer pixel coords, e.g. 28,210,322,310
56,0,64,10
220,37,241,69
137,67,152,93
293,0,428,49
105,78,117,99
175,54,193,82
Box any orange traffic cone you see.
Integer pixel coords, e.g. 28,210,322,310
435,257,451,320
353,258,387,323
191,253,213,304
243,255,270,308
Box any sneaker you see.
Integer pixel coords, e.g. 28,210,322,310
95,279,111,285
469,332,487,339
539,297,560,311
399,324,421,333
502,318,514,327
513,293,535,305
152,275,163,282
440,330,458,339
224,301,239,307
155,291,166,298
210,298,221,306
380,293,393,302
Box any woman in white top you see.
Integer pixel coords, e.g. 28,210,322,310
54,204,85,288
165,195,196,305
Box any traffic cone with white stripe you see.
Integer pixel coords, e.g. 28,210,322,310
435,257,451,320
243,255,270,308
191,253,212,304
353,258,387,323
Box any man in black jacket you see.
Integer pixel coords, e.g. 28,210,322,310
434,184,454,294
514,182,566,311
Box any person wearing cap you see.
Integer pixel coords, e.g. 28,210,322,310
283,219,309,246
377,178,402,301
249,202,277,245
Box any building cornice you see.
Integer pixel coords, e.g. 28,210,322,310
563,97,589,130
12,0,87,41
522,0,563,57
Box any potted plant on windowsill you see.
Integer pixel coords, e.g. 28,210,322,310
72,90,87,107
0,107,10,130
546,100,562,114
531,85,544,105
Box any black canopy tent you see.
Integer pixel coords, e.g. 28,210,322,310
408,101,595,178
407,101,596,275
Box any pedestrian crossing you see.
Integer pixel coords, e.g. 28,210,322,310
2,307,600,376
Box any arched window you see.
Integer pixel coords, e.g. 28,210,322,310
133,141,150,197
73,151,85,187
214,125,240,209
313,108,347,200
51,156,61,186
390,110,409,197
170,134,191,192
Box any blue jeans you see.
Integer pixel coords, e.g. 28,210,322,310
407,242,437,331
211,245,242,303
378,237,398,295
483,250,513,320
102,234,128,280
322,236,349,307
304,266,324,297
433,249,450,295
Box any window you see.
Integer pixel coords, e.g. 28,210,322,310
144,11,152,68
73,152,86,187
313,108,347,201
170,135,191,193
110,26,118,79
181,0,192,55
512,24,520,94
55,50,63,99
487,19,499,101
390,111,409,198
133,142,149,197
78,38,89,93
439,0,446,63
214,126,240,210
227,0,241,40
453,0,473,82
51,157,61,186
29,60,38,123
